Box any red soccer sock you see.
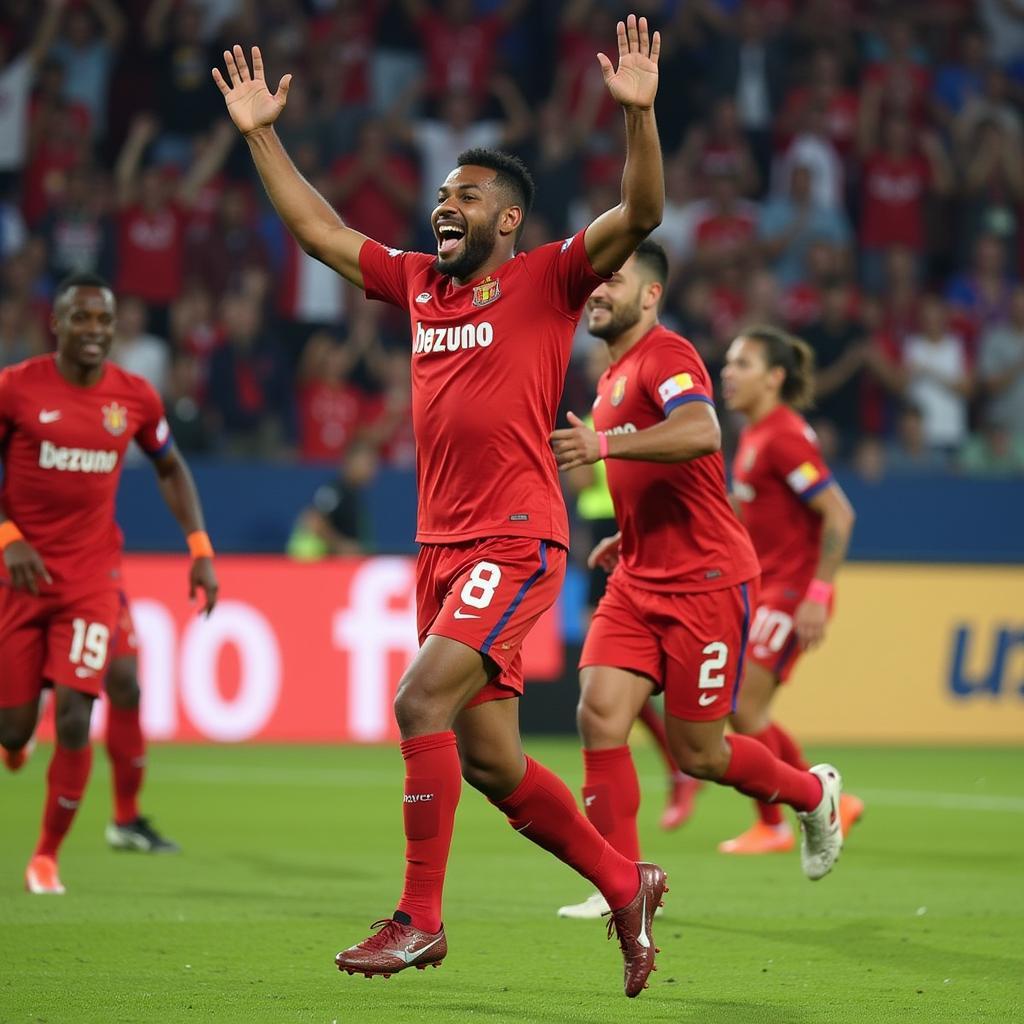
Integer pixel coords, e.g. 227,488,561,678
395,731,461,934
749,726,785,826
637,700,683,777
720,734,822,814
582,746,641,861
35,745,93,859
106,705,146,826
494,755,639,910
770,720,810,771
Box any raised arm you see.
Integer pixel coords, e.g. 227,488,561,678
584,14,664,276
212,45,370,289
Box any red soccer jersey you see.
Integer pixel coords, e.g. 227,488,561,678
591,325,759,593
732,404,832,589
359,231,605,546
0,356,171,587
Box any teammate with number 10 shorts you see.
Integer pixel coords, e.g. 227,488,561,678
551,242,844,921
214,14,668,997
719,326,863,856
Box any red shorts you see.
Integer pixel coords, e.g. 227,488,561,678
0,582,122,707
111,591,138,661
580,574,757,722
417,536,566,708
746,582,833,683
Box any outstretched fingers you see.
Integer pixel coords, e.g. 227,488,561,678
251,45,265,81
616,18,627,60
223,47,241,87
211,65,230,95
232,44,251,82
626,13,639,54
650,27,661,64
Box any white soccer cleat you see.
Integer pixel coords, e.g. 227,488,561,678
797,763,843,880
557,891,611,919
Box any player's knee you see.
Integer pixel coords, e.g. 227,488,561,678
0,720,32,752
105,664,140,709
54,703,92,749
672,741,729,780
393,678,448,737
730,706,767,736
576,693,627,748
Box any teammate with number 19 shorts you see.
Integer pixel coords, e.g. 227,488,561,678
718,326,863,856
551,243,844,921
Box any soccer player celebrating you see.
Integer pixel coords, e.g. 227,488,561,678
0,272,218,894
718,326,862,855
214,15,667,997
551,241,843,919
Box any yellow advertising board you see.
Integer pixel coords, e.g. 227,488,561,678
773,564,1024,743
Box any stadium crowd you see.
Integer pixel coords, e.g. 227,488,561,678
2,0,1024,478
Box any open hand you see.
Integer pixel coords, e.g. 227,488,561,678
597,14,660,111
212,45,291,136
550,411,601,471
3,539,52,596
588,533,622,573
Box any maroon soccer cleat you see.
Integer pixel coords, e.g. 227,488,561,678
335,915,447,979
606,862,667,997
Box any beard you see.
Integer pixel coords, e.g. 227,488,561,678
587,294,643,340
435,218,499,280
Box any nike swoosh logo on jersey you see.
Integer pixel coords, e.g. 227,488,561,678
39,410,61,423
387,934,445,964
698,692,718,707
74,667,95,679
453,608,480,619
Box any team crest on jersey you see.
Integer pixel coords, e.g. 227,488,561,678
472,277,501,307
610,375,628,407
102,402,129,436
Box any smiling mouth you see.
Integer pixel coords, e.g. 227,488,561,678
436,223,466,256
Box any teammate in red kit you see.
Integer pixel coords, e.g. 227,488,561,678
214,15,667,997
719,326,863,855
551,242,844,919
0,272,218,894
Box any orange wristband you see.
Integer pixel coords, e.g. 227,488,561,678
187,530,214,559
0,521,24,551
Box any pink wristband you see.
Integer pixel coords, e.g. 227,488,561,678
597,432,609,460
805,579,834,605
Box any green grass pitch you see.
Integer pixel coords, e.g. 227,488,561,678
2,741,1023,1023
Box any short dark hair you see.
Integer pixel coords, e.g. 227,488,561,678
632,239,669,285
54,271,112,303
456,148,535,232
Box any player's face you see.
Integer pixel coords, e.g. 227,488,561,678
585,260,645,340
722,336,773,412
431,165,504,279
53,286,116,369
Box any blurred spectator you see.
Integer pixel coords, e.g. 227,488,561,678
295,329,368,463
206,293,293,456
682,96,761,197
958,117,1024,261
114,116,235,337
286,441,379,559
693,170,760,273
861,16,931,125
944,233,1013,346
776,106,844,210
857,115,954,291
144,0,225,162
164,353,214,454
978,283,1024,438
803,278,868,454
979,0,1024,68
780,47,859,160
958,416,1024,474
38,164,115,282
883,402,952,473
0,296,46,368
931,26,989,129
709,2,786,187
330,118,419,248
370,1,423,114
0,2,62,186
0,196,26,261
185,182,270,301
111,295,170,395
524,101,588,240
759,163,851,288
49,0,124,137
903,294,973,453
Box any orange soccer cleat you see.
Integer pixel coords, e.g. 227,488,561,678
839,793,865,837
25,855,65,895
718,821,796,855
659,774,702,831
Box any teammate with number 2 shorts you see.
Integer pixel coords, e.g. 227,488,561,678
551,242,844,921
214,14,668,996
